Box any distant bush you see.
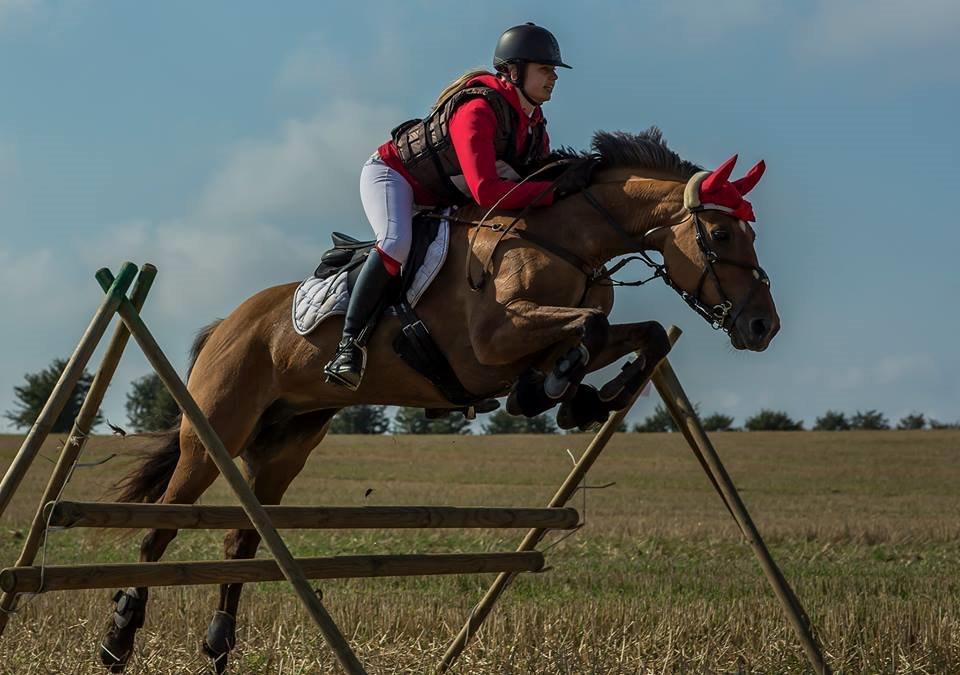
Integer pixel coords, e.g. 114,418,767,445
634,405,672,432
744,409,803,431
126,373,180,432
930,419,960,430
851,409,890,430
482,410,556,434
5,358,100,432
330,405,391,434
702,413,735,432
897,413,926,430
814,410,850,431
393,407,472,434
633,403,685,432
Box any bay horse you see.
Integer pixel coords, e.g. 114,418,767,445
100,128,779,672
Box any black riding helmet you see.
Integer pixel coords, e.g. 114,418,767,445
494,23,571,70
494,23,570,106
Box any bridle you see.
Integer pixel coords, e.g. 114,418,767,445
574,182,770,332
424,159,771,333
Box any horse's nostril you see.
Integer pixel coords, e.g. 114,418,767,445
750,317,767,338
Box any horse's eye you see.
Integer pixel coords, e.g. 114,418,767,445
712,230,730,242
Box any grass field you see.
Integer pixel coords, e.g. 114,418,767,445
0,430,957,674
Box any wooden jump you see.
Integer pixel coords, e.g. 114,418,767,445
0,551,544,594
44,501,580,531
0,260,832,675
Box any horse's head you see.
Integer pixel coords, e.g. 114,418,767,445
657,154,779,351
536,130,779,351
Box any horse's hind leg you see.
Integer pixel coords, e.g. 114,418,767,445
203,409,337,674
99,437,223,671
100,393,268,672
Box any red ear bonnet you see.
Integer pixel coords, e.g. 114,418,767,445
732,160,765,196
694,155,766,222
700,154,738,194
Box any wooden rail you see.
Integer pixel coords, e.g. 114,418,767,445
0,552,544,594
44,502,580,531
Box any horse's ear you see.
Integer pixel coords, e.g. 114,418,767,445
732,160,765,196
701,154,738,193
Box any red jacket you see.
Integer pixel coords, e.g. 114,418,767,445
378,74,555,209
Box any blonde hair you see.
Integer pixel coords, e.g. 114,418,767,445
431,69,498,111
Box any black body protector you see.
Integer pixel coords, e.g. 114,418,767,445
391,84,548,206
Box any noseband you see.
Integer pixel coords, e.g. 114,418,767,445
580,183,770,333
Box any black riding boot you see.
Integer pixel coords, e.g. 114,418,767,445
324,249,395,390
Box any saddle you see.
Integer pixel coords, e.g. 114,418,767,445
313,213,440,303
313,214,497,417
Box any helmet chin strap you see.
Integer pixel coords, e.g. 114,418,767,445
503,66,540,110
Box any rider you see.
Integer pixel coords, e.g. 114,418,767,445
324,22,592,390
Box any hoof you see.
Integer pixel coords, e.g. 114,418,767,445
598,355,647,403
100,588,145,673
202,611,236,673
506,371,554,417
544,345,589,400
556,385,608,431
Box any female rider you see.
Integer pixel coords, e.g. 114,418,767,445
325,22,591,389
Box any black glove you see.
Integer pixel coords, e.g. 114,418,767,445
552,159,596,199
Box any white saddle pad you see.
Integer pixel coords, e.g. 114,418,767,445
292,216,450,336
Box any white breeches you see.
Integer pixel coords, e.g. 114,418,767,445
359,153,415,266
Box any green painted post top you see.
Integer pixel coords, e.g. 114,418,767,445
94,262,138,296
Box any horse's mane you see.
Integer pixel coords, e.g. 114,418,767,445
549,126,702,181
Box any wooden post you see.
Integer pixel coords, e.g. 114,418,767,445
45,502,580,531
0,552,545,593
0,262,138,522
0,264,156,636
652,357,831,674
437,326,683,673
95,268,367,675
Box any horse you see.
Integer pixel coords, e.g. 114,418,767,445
99,128,779,673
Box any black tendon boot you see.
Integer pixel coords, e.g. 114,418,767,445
324,249,395,390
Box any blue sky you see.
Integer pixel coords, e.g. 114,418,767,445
1,0,957,432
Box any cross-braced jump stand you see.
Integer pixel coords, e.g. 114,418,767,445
436,324,832,674
0,263,830,674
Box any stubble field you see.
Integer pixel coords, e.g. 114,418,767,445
0,430,957,674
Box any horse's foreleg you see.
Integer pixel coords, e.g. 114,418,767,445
470,300,609,417
585,320,670,375
204,409,337,674
100,382,268,673
557,321,670,430
472,300,608,366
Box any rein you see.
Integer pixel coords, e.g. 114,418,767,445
428,162,770,333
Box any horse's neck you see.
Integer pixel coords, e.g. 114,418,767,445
545,179,686,265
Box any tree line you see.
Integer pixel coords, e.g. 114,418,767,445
4,360,958,434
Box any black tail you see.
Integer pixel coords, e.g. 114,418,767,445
112,426,181,503
111,318,224,504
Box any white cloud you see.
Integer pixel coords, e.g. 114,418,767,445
77,218,320,322
0,246,87,320
275,26,417,101
197,100,399,225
